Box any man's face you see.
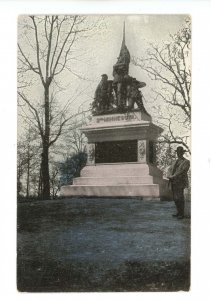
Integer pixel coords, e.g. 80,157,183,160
176,149,184,158
102,75,108,82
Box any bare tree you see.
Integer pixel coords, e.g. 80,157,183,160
17,126,40,198
49,162,60,199
133,18,191,153
17,141,26,198
18,15,100,199
62,114,89,156
67,128,87,154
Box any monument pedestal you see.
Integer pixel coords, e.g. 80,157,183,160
61,111,171,199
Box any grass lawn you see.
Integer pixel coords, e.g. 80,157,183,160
17,198,190,292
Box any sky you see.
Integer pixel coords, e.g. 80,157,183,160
68,15,188,97
17,14,188,134
84,15,189,121
90,15,187,79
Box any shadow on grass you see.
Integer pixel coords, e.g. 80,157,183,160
17,258,190,292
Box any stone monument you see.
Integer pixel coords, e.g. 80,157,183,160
61,24,170,199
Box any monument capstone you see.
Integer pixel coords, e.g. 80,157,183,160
61,24,170,199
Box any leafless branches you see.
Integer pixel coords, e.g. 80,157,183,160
133,18,191,152
18,15,97,87
17,15,100,198
158,116,191,154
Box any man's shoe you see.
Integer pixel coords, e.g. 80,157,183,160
177,215,184,219
172,213,179,217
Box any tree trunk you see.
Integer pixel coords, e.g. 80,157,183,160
38,165,42,198
26,160,30,198
42,146,50,199
17,164,22,198
26,145,30,198
42,84,51,199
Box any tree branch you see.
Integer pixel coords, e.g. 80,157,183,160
51,16,77,77
30,16,45,86
18,91,44,139
18,44,40,75
49,109,90,147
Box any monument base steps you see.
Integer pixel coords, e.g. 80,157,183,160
60,163,171,199
81,163,163,177
73,176,163,185
61,183,169,198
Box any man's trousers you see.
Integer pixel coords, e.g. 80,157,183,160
172,185,185,216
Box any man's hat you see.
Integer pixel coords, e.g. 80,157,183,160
176,146,187,153
101,74,108,78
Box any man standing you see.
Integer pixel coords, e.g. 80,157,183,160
168,146,190,219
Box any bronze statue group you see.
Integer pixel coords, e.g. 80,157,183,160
92,26,149,116
92,73,149,115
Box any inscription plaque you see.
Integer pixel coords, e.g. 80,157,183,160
96,113,137,124
95,140,137,163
